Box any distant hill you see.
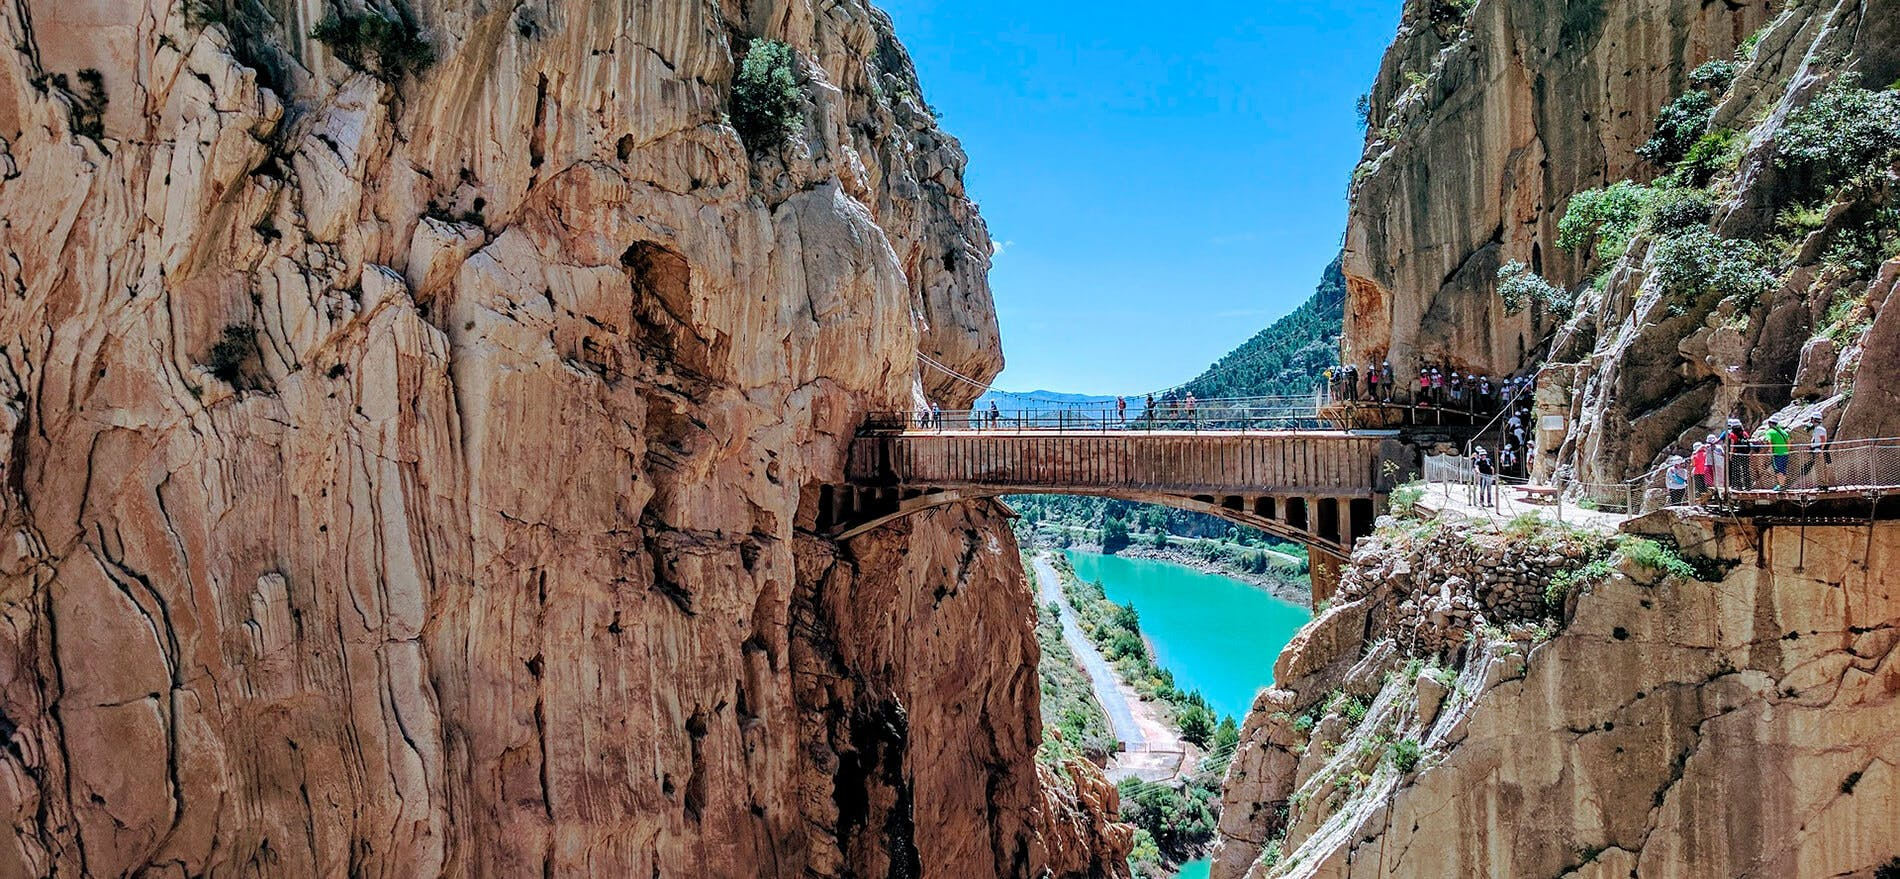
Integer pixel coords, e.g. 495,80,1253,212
1179,253,1344,400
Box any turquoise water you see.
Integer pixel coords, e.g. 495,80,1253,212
1175,859,1211,878
1064,551,1311,723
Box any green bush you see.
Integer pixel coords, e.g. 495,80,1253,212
1688,59,1736,92
1496,261,1573,317
731,39,803,151
1178,702,1217,747
1776,76,1900,193
1646,188,1714,232
1618,537,1699,580
1638,90,1715,167
311,8,434,80
1391,737,1422,773
1671,129,1741,185
1558,181,1656,261
1650,228,1776,310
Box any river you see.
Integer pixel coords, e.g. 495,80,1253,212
1064,550,1311,723
1063,550,1312,878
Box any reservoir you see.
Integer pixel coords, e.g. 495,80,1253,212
1063,550,1311,725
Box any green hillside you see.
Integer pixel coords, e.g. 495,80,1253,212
1180,253,1344,400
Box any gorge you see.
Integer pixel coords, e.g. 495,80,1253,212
3,0,1899,878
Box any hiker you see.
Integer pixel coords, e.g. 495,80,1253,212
1417,369,1432,406
1478,375,1493,412
989,399,1001,428
1725,418,1753,491
1185,392,1198,427
1346,365,1360,402
1666,455,1690,506
1690,438,1712,503
1807,417,1831,488
1707,432,1729,498
1381,361,1394,401
1501,444,1519,476
1323,367,1335,401
1116,395,1127,425
1448,372,1464,406
1367,361,1380,401
931,402,943,429
1474,447,1497,505
1759,418,1792,491
1429,368,1444,404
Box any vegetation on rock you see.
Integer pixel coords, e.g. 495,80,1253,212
731,39,804,152
310,6,434,81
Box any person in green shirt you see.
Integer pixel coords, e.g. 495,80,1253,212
1758,418,1792,490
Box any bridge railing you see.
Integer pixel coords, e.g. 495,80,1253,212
865,398,1328,433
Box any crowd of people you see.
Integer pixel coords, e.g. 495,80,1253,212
1662,415,1832,502
1325,360,1536,415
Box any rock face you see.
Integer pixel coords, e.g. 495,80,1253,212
1212,512,1900,878
1343,0,1773,378
0,2,1126,876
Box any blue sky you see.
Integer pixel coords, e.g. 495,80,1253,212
880,1,1401,395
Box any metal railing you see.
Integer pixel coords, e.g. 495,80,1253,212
1629,437,1900,512
866,395,1330,433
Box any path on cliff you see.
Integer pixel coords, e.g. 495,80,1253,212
1033,554,1187,782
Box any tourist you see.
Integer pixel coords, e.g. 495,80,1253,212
1666,455,1690,506
1707,433,1729,498
1449,371,1464,407
989,399,1001,429
1725,418,1753,491
1759,418,1791,491
1474,447,1497,505
1185,392,1198,427
1478,375,1493,411
1417,369,1431,406
1501,444,1519,476
931,402,943,429
1690,438,1712,503
1381,361,1394,401
1431,368,1445,404
1807,417,1831,488
1116,395,1127,425
1367,361,1380,401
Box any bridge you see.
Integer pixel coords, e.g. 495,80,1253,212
821,404,1408,562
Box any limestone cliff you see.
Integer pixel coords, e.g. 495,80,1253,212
1213,510,1899,878
0,1,1127,876
1343,0,1774,378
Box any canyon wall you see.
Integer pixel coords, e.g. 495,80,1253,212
1342,0,1773,378
1213,510,1900,878
0,1,1126,876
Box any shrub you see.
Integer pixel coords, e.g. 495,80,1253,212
1391,737,1422,773
1650,228,1776,310
207,324,258,385
1178,702,1217,747
1671,129,1741,185
1558,181,1655,261
1355,92,1372,130
311,8,434,80
1688,59,1736,92
1496,261,1574,317
1618,537,1699,580
1638,90,1715,167
731,39,803,152
1390,483,1425,517
1776,76,1900,192
1646,188,1714,232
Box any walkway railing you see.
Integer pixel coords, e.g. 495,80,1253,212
1422,437,1900,518
868,395,1329,433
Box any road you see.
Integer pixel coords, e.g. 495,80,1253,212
1033,554,1146,749
1034,554,1190,781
